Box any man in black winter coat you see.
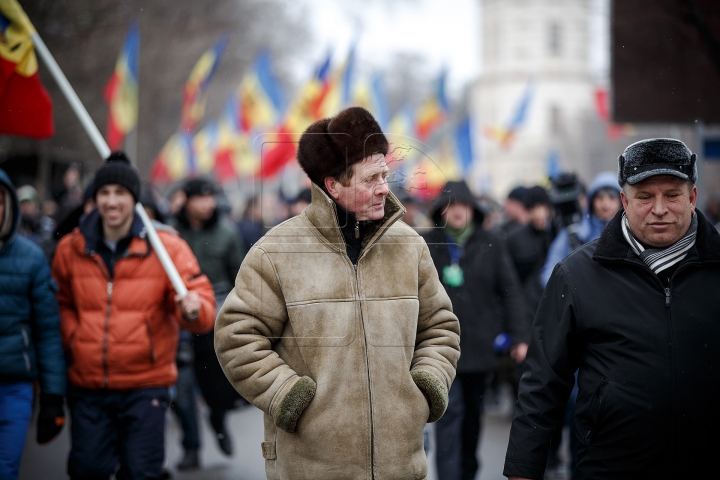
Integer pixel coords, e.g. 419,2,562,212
505,138,720,480
424,180,528,480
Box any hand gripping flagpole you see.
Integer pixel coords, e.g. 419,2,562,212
31,32,190,301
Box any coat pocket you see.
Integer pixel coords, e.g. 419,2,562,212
585,376,608,443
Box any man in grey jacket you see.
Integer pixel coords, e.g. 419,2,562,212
215,107,460,480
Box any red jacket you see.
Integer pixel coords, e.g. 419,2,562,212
52,219,215,390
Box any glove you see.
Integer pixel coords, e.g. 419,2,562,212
37,393,65,444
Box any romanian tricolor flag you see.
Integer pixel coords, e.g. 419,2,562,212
284,51,333,133
455,115,474,175
482,80,534,148
416,70,448,141
103,20,139,151
318,44,356,119
0,0,53,138
353,73,389,131
150,131,193,184
179,35,228,133
237,50,285,133
151,36,228,184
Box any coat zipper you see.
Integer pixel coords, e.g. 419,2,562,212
353,260,375,478
103,281,113,387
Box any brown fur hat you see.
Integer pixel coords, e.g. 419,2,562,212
297,107,389,187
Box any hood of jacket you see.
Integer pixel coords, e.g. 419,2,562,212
0,169,20,252
586,171,621,218
429,181,485,227
574,171,622,243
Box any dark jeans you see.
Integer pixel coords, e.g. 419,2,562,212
0,381,33,480
435,372,488,480
67,387,169,480
171,364,200,451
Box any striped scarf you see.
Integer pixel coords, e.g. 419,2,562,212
621,211,698,274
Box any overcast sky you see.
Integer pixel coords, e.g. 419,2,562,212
287,0,609,99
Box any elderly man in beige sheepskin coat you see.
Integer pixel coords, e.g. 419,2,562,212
215,106,460,480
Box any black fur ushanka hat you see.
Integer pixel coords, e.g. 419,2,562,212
297,107,389,187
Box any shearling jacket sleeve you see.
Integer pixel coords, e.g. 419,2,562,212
410,242,461,398
215,244,301,417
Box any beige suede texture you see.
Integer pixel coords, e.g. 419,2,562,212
215,184,461,480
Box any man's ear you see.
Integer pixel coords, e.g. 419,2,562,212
324,177,339,200
620,189,629,211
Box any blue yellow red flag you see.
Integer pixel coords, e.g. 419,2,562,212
103,20,139,150
238,50,285,132
0,0,53,138
284,50,333,133
416,69,448,141
179,35,228,133
455,115,474,175
482,80,534,148
352,72,388,130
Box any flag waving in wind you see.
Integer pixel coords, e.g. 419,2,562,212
416,69,448,141
0,0,53,138
483,80,534,148
180,35,228,133
151,35,228,184
238,49,285,132
103,20,139,151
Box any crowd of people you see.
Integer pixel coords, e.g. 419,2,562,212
1,107,719,480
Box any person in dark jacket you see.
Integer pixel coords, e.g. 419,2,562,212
505,138,720,480
540,171,622,286
506,185,554,326
0,170,66,480
497,186,530,237
425,180,528,480
169,177,246,465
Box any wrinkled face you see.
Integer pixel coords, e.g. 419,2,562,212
96,184,135,231
326,154,390,221
443,202,474,230
592,191,622,222
185,194,216,223
621,175,697,248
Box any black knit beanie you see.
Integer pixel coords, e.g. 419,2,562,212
93,152,141,201
183,177,218,199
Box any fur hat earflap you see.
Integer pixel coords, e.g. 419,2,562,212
297,107,389,187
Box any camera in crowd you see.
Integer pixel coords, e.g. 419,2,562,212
549,172,585,230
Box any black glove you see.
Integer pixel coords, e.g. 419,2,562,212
37,393,65,444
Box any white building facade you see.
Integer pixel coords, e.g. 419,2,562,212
473,0,599,198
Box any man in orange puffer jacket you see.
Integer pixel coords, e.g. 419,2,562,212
52,152,216,480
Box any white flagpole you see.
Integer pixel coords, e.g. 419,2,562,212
31,33,111,159
31,31,190,301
